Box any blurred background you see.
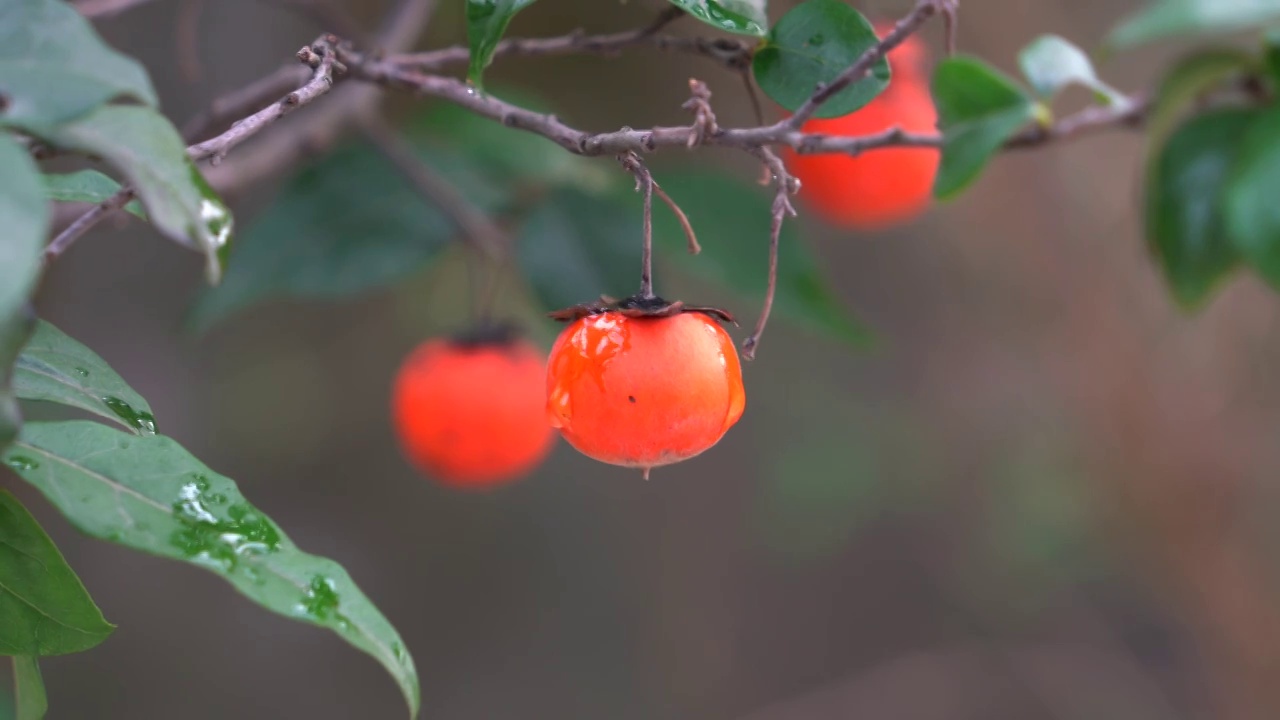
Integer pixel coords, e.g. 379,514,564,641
10,0,1280,718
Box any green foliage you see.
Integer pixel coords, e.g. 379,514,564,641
752,0,888,119
0,135,46,453
1223,103,1280,288
0,0,155,132
666,0,768,37
465,0,539,88
0,490,114,657
0,311,33,455
931,56,1038,199
12,657,45,720
1147,49,1257,147
1146,110,1254,307
1017,34,1127,105
42,170,146,220
1108,0,1280,48
13,320,157,435
3,421,419,718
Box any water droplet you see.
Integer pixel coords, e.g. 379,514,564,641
4,456,38,471
299,575,342,620
807,33,825,46
74,367,90,378
392,642,407,663
101,396,158,435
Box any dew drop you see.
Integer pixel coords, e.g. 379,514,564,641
807,33,825,46
4,456,38,471
74,367,90,378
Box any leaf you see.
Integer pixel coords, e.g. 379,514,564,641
1017,34,1127,105
466,0,539,88
0,489,114,657
36,106,232,284
1108,0,1280,49
0,311,34,455
666,0,768,37
1223,103,1280,289
1146,49,1257,149
42,171,146,220
3,422,420,718
14,320,156,435
516,188,640,311
0,0,156,132
0,134,47,453
931,56,1038,199
189,140,501,330
752,0,889,119
1147,109,1255,308
12,657,46,720
651,172,870,345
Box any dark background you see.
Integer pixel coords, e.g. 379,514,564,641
9,0,1280,718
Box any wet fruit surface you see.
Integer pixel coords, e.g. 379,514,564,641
392,336,554,487
546,311,745,474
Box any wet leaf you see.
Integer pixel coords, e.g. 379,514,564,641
1108,0,1280,49
3,421,420,718
666,0,768,37
1223,103,1280,289
466,0,539,88
12,657,45,720
1146,49,1257,149
42,170,146,220
0,135,47,454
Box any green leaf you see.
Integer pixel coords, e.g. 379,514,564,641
0,489,114,657
1223,103,1280,289
12,657,46,720
14,320,156,435
752,0,889,119
666,0,768,37
466,0,539,88
36,106,232,284
0,0,156,131
515,188,639,311
42,171,146,220
1108,0,1280,48
1017,34,1127,105
4,422,420,718
189,140,500,330
1148,109,1255,308
0,311,34,455
1147,49,1257,149
0,134,47,454
1265,28,1280,81
931,56,1038,199
651,172,870,345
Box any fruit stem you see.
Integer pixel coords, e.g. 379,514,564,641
639,164,655,299
743,197,783,360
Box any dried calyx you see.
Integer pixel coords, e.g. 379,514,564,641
547,293,736,325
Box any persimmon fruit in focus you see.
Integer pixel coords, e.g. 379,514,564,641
392,333,554,487
546,310,745,477
786,24,940,230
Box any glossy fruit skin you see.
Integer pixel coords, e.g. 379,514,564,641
786,29,939,230
546,311,746,472
392,337,554,487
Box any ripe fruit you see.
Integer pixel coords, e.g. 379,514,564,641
786,25,940,230
392,333,554,487
546,310,745,477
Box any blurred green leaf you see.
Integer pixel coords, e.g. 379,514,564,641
931,56,1037,199
189,140,501,330
466,0,539,88
1017,34,1127,105
1266,28,1280,81
667,0,767,37
1108,0,1280,48
516,188,639,311
37,106,231,284
42,170,145,220
1147,49,1257,148
1147,109,1254,307
12,657,44,720
4,421,420,718
0,489,114,657
1224,103,1280,289
0,0,156,132
0,135,46,454
652,172,870,346
752,0,888,119
14,320,156,435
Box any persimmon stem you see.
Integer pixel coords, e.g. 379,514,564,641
743,146,798,361
640,168,655,298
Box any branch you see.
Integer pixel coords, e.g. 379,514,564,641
742,146,797,361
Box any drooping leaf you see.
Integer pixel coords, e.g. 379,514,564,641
0,134,47,453
466,0,539,88
14,320,156,435
515,188,640,311
1146,49,1257,148
0,311,34,455
36,106,232,284
0,0,156,131
4,421,420,718
1223,103,1280,289
12,657,45,720
651,172,870,346
1017,34,1128,105
666,0,768,37
42,170,146,220
0,489,114,657
1108,0,1280,49
752,0,889,119
189,140,502,331
931,56,1038,199
1147,109,1255,308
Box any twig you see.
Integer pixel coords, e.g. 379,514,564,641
618,153,657,298
358,114,504,260
742,146,797,361
181,65,311,142
73,0,162,17
1005,93,1151,148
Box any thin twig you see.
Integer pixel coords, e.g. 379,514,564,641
653,183,700,255
742,146,797,361
181,64,311,142
619,153,657,298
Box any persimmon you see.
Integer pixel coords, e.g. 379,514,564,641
786,24,940,230
391,331,554,487
545,308,745,477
